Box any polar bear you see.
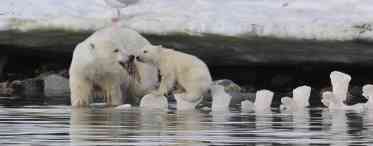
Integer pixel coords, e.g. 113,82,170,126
69,27,159,107
136,45,213,110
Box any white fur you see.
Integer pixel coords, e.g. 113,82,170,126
137,45,213,110
69,26,158,107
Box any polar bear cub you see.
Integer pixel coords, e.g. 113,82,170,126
136,45,213,110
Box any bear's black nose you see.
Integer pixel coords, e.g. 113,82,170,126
128,55,135,62
136,56,140,61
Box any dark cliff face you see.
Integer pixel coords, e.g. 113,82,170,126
1,30,372,66
0,30,373,90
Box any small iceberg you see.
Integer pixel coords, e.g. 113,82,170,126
362,84,373,108
140,94,168,110
322,71,366,112
115,104,132,110
254,89,274,112
280,96,297,111
210,85,232,112
174,94,200,111
330,71,351,103
280,85,311,111
241,100,254,112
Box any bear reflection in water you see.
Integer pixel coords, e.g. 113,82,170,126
70,107,211,146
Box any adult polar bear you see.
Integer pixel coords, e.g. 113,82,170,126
136,45,213,110
69,26,158,107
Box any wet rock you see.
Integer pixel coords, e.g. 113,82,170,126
345,86,368,105
43,74,70,97
198,79,251,109
11,79,44,98
0,81,13,96
0,56,8,80
270,74,294,89
213,79,242,93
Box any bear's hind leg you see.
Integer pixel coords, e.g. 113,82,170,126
106,85,123,106
70,77,92,107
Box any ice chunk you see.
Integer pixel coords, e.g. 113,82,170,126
140,94,168,110
321,91,337,108
210,85,232,112
254,89,274,111
330,71,351,103
115,104,132,110
363,84,373,107
293,85,311,108
174,94,200,111
322,91,366,112
241,100,254,112
280,97,296,111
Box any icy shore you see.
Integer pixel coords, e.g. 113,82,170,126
0,0,372,41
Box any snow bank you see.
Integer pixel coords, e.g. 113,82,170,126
0,0,372,41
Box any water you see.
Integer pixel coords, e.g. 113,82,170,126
1,104,373,146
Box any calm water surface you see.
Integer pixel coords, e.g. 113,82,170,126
1,104,373,146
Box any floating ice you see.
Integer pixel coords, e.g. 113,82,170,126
293,85,311,107
362,84,373,108
210,85,232,112
321,91,340,109
241,100,254,112
254,89,274,111
280,86,311,111
174,94,200,111
330,71,351,103
115,104,132,110
140,94,168,110
322,91,366,112
280,97,297,111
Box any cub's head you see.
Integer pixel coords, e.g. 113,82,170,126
136,45,162,65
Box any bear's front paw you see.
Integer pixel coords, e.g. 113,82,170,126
72,99,89,107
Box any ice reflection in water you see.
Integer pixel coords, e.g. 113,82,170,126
1,105,373,145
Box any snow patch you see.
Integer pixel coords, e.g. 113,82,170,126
0,0,372,41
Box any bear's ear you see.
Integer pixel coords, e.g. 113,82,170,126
88,43,96,55
89,43,95,50
155,45,163,49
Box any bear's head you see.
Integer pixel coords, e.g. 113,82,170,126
136,45,162,66
88,41,140,81
87,40,135,68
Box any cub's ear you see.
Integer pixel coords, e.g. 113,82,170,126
154,45,163,51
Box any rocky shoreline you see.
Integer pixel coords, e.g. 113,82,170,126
0,29,372,106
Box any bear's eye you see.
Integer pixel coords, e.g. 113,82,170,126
113,49,119,53
143,50,148,54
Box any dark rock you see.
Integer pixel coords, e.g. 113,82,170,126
345,86,368,105
43,74,70,98
198,79,255,109
0,56,8,80
213,79,242,93
228,91,256,107
10,79,44,98
270,74,294,89
0,81,13,96
272,90,292,108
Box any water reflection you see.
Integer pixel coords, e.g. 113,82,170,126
0,105,372,145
